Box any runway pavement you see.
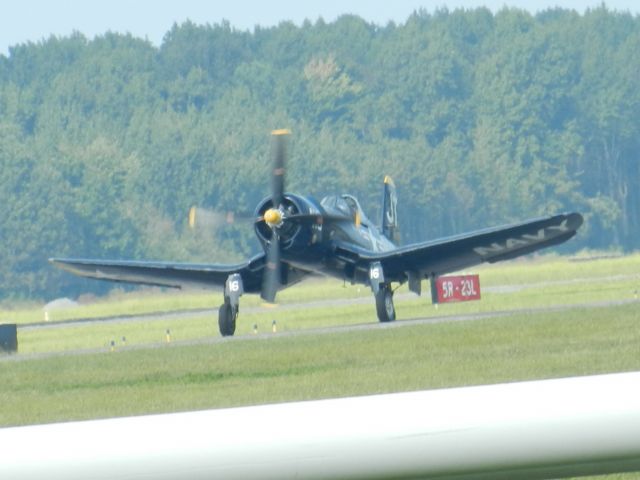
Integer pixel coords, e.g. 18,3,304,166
3,294,638,363
18,272,640,332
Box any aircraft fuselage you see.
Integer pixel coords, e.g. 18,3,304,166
253,192,395,285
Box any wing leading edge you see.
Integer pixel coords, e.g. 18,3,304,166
336,212,583,282
49,255,268,293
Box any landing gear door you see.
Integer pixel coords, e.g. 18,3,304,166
369,262,384,295
225,273,244,307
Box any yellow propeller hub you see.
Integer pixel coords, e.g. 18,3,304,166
264,208,283,227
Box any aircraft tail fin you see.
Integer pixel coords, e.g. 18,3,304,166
382,175,399,243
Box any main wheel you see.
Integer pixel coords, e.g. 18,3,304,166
375,285,396,322
218,302,237,337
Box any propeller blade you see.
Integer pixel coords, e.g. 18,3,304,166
188,207,238,229
260,129,290,303
271,129,289,208
261,232,280,303
286,213,352,225
188,206,197,228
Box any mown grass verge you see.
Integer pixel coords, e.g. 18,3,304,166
2,301,640,427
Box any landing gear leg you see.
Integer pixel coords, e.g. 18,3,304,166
369,262,396,323
218,300,237,336
218,274,243,337
375,284,396,323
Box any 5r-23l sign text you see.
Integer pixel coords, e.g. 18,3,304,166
435,274,481,303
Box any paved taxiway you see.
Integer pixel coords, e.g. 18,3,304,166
19,272,640,333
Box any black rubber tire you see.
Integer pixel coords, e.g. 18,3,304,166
218,302,237,336
375,285,396,322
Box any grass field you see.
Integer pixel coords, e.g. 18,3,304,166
1,253,640,479
4,302,640,424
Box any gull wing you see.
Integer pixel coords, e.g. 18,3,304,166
49,255,267,293
335,212,583,282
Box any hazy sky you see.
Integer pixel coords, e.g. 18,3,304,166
1,1,638,55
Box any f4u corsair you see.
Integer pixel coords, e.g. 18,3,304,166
51,130,583,336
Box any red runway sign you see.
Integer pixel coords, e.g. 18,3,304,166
435,274,481,303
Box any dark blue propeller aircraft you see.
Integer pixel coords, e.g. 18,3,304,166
51,130,584,336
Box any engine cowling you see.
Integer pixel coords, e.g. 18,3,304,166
254,194,309,249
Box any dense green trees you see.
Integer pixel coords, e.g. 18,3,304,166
0,6,638,299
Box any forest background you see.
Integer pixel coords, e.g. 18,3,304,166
0,6,638,300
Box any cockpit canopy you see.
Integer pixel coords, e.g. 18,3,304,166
320,194,370,224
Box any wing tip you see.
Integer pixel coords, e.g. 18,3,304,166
565,212,584,231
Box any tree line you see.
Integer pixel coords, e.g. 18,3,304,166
0,5,638,299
